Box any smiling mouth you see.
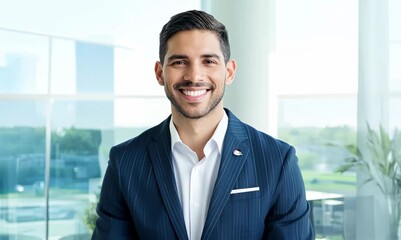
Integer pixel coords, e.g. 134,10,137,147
181,89,207,96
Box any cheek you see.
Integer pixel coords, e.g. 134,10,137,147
164,69,181,82
213,71,228,84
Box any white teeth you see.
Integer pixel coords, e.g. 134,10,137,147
182,90,207,96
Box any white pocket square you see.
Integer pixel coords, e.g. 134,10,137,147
230,187,260,194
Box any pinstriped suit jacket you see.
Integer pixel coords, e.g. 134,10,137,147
92,109,314,240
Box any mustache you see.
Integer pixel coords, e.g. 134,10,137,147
173,82,214,89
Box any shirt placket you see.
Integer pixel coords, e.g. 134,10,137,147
189,161,203,240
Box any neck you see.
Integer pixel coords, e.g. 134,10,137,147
172,107,224,160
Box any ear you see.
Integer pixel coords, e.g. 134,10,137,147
155,61,165,86
225,59,237,85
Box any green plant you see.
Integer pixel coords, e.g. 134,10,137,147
336,123,401,239
336,124,401,194
83,190,99,233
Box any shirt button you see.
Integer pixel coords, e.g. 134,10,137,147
193,202,200,208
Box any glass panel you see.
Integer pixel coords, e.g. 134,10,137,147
75,42,114,94
114,98,170,128
390,97,401,131
114,97,171,144
50,39,77,94
48,98,170,238
52,100,114,130
0,30,49,94
389,43,401,93
1,2,202,239
274,2,359,237
389,0,401,42
49,100,113,238
277,97,357,195
113,47,137,95
114,48,164,96
273,0,358,95
0,101,47,239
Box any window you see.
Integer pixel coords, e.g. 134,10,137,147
273,0,358,191
271,0,358,238
0,29,172,240
389,0,401,132
0,1,199,238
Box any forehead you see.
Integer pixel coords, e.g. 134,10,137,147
165,30,223,56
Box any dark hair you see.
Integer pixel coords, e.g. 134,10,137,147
159,10,230,64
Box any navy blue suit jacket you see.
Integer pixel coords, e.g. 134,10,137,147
92,109,314,239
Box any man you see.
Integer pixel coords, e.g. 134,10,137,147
92,10,313,240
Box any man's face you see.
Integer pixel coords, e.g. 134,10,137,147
155,30,236,119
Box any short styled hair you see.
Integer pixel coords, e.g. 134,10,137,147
159,10,231,64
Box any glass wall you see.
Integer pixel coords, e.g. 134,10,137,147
271,0,401,238
271,0,358,238
389,0,401,133
2,0,400,239
0,101,47,239
0,29,170,239
277,97,357,193
0,1,198,239
273,0,358,186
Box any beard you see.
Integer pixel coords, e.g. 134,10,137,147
165,82,225,119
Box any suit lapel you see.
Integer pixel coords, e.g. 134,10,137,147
148,117,188,240
202,110,250,240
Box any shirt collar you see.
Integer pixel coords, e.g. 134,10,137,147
169,112,228,154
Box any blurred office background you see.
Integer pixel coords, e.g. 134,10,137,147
0,0,400,239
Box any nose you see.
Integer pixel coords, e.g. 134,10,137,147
184,63,204,82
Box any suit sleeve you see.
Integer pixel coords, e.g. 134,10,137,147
91,147,138,240
263,146,314,240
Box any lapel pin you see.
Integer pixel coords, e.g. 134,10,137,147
233,149,243,156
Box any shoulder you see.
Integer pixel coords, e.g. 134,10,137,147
225,109,292,154
244,122,293,156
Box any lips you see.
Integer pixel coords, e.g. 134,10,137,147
182,89,207,96
174,82,213,101
179,89,208,102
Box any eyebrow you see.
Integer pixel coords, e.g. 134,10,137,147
167,53,221,62
201,54,221,59
167,54,188,62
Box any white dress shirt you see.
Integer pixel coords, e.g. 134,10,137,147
169,113,228,240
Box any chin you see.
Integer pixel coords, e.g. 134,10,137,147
181,110,208,119
182,105,223,119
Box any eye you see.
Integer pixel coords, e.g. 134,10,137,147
171,60,187,65
204,59,217,64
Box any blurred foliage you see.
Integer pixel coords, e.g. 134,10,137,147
83,189,100,233
0,127,46,155
278,125,356,146
335,124,401,238
278,125,357,171
52,127,101,156
0,126,102,193
278,125,358,195
0,126,101,156
335,124,401,195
